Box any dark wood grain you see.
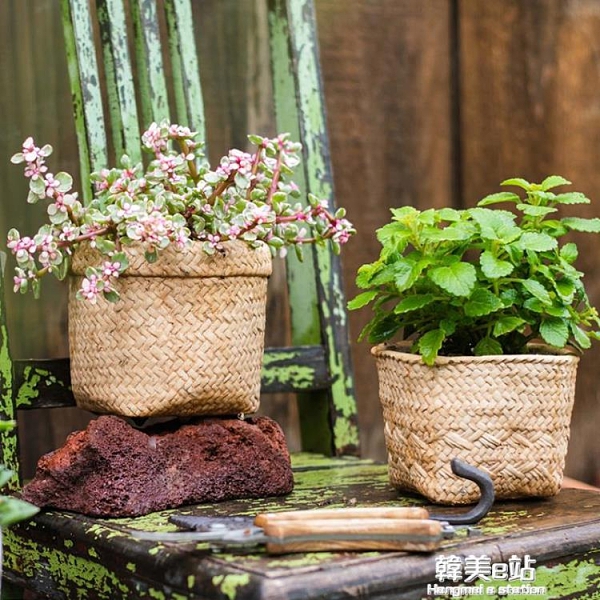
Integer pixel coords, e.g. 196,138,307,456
315,0,456,460
459,0,600,485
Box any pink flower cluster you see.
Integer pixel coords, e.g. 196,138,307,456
19,137,49,180
8,121,355,303
78,261,121,304
216,149,255,179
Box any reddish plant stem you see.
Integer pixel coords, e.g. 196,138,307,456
245,148,264,201
266,151,283,204
176,138,199,184
56,226,112,249
207,173,235,205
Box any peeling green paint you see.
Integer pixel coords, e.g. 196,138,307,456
211,574,251,600
88,547,99,558
4,529,131,598
187,575,195,589
64,539,73,548
479,509,530,536
126,562,136,573
462,551,600,599
268,0,359,456
261,362,315,388
0,262,19,486
164,0,206,139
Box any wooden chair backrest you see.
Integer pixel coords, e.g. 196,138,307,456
0,0,359,489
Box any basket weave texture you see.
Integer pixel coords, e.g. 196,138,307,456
372,343,579,504
69,241,272,417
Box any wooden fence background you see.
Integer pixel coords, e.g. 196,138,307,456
1,0,600,485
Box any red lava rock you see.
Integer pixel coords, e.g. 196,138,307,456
22,415,294,517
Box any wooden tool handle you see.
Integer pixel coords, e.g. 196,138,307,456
262,518,443,554
254,506,429,528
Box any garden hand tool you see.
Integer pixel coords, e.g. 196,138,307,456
130,459,494,554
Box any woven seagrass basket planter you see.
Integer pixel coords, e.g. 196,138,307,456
372,343,580,505
69,240,272,418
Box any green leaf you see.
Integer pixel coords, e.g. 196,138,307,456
355,263,379,289
437,208,462,222
480,251,514,279
470,208,521,243
94,238,116,255
539,317,569,348
562,217,600,233
500,288,518,307
540,175,571,191
474,337,503,356
560,242,578,264
521,279,552,305
473,337,502,356
0,467,14,488
440,318,457,336
144,249,158,263
570,323,592,350
555,278,575,303
376,222,411,246
390,206,419,224
103,290,120,303
501,177,532,190
393,260,427,292
29,177,45,196
429,262,477,297
347,291,379,310
112,252,129,272
523,297,545,313
464,289,503,317
516,204,557,217
55,171,73,192
515,232,557,252
493,316,527,337
368,314,401,343
394,294,436,313
553,192,590,205
0,496,39,527
477,192,521,206
418,329,445,365
424,222,475,242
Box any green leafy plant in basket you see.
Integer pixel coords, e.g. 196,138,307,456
349,176,600,364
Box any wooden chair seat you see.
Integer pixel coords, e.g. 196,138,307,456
5,454,600,598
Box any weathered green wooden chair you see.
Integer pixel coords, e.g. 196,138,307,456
2,0,600,598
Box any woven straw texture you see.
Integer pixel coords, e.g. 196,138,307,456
69,241,272,417
372,343,579,505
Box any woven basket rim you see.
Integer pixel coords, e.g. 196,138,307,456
71,239,272,278
371,341,580,365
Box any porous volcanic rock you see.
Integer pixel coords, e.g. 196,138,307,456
22,415,294,517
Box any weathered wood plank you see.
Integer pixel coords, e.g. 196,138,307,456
13,346,332,411
268,0,359,458
0,258,20,489
163,0,206,140
314,0,455,462
268,0,330,455
63,0,108,176
131,0,170,125
458,0,600,486
97,0,142,163
59,0,95,203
